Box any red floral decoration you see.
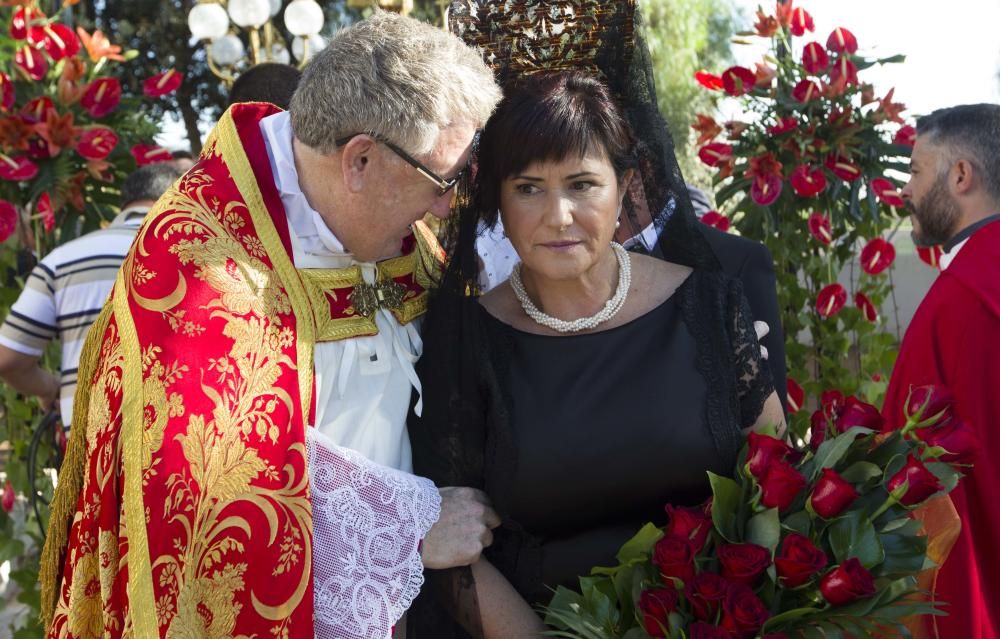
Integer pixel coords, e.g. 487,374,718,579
36,191,55,232
35,109,79,156
824,153,861,182
807,212,833,245
829,57,858,86
887,454,944,505
15,45,48,81
789,7,815,36
894,125,916,147
810,468,859,518
854,292,878,322
801,42,829,75
826,27,858,54
80,77,121,118
0,155,38,181
692,114,723,146
722,66,756,97
917,245,943,269
878,88,906,124
768,117,798,136
791,79,820,103
754,8,779,38
754,62,777,88
816,283,847,318
790,164,827,197
786,378,805,413
695,71,724,91
20,95,53,123
0,73,14,112
698,142,733,168
131,143,173,166
870,177,904,208
0,199,17,242
36,23,81,61
143,68,183,97
10,6,43,41
860,237,895,275
820,559,876,606
1,480,13,513
75,126,119,161
701,210,730,232
745,152,784,206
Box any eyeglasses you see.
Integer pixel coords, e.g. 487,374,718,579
335,132,465,197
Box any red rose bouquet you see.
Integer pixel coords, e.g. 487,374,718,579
543,385,969,638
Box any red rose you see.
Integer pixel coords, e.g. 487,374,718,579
699,142,733,167
860,237,895,275
822,390,846,414
808,212,833,245
835,396,884,431
719,543,771,587
80,77,122,118
887,454,944,506
786,378,805,413
1,480,13,513
775,533,828,587
722,66,756,96
665,504,712,553
788,7,814,36
638,588,679,637
919,415,977,463
790,164,827,197
802,42,829,75
894,124,917,147
695,71,724,91
810,468,859,519
824,153,862,182
791,79,820,103
747,432,792,479
144,68,183,97
826,27,858,54
701,211,731,232
0,199,16,243
721,582,770,636
652,536,696,584
820,558,876,606
816,283,847,318
689,622,736,639
759,460,806,511
871,177,904,208
685,572,730,622
905,385,955,423
854,292,878,322
809,409,828,450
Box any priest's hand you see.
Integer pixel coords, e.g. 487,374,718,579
421,487,501,569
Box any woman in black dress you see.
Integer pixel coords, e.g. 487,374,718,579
407,69,785,639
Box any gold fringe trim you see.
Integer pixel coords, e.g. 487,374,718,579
38,300,113,629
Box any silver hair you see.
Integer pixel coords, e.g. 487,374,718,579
289,12,500,156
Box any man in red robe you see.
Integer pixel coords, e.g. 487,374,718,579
39,13,503,639
883,103,1000,639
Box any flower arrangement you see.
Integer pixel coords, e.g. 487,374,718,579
689,1,932,437
544,385,969,638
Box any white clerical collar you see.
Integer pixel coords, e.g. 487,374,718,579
939,238,968,271
259,110,347,257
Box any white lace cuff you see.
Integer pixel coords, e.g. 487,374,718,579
307,428,441,639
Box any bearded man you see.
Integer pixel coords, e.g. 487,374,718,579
883,103,1000,639
39,13,502,639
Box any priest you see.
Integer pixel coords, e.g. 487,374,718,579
884,103,1000,639
39,13,502,639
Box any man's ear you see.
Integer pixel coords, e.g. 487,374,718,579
951,158,977,197
341,135,379,194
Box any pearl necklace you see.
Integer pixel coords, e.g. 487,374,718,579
510,242,631,333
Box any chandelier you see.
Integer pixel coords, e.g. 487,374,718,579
188,0,326,84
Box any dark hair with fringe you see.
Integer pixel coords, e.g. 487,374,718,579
474,71,638,227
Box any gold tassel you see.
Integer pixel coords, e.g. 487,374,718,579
38,300,113,629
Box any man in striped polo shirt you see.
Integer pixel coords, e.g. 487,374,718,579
0,163,182,425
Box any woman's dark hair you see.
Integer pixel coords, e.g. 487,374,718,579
474,70,638,227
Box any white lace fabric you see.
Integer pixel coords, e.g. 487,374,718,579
308,428,442,639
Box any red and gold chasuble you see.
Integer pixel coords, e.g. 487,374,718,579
40,103,443,639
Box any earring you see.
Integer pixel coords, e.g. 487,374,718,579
615,218,621,229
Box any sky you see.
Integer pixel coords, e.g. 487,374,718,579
157,0,1000,149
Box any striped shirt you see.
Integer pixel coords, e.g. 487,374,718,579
0,208,147,424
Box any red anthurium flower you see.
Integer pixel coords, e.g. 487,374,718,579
144,68,183,97
0,154,38,181
0,199,17,243
790,164,827,197
828,105,853,128
887,454,943,506
722,66,756,96
10,6,43,41
0,73,13,112
21,96,54,123
25,136,51,160
830,57,858,86
787,378,805,413
824,154,861,182
789,7,815,36
878,88,906,124
816,283,847,318
701,210,730,232
791,79,820,103
871,177,904,208
802,42,829,75
695,71,724,91
860,237,895,275
37,23,80,61
692,114,722,146
854,292,878,322
81,77,122,118
14,45,48,82
745,152,784,206
827,27,858,54
894,125,916,147
754,61,777,88
36,192,55,232
1,480,13,513
917,245,943,269
808,212,833,245
698,142,733,168
131,143,173,166
768,117,797,135
76,127,119,161
754,8,779,37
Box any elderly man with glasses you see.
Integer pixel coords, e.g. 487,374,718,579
40,13,502,639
